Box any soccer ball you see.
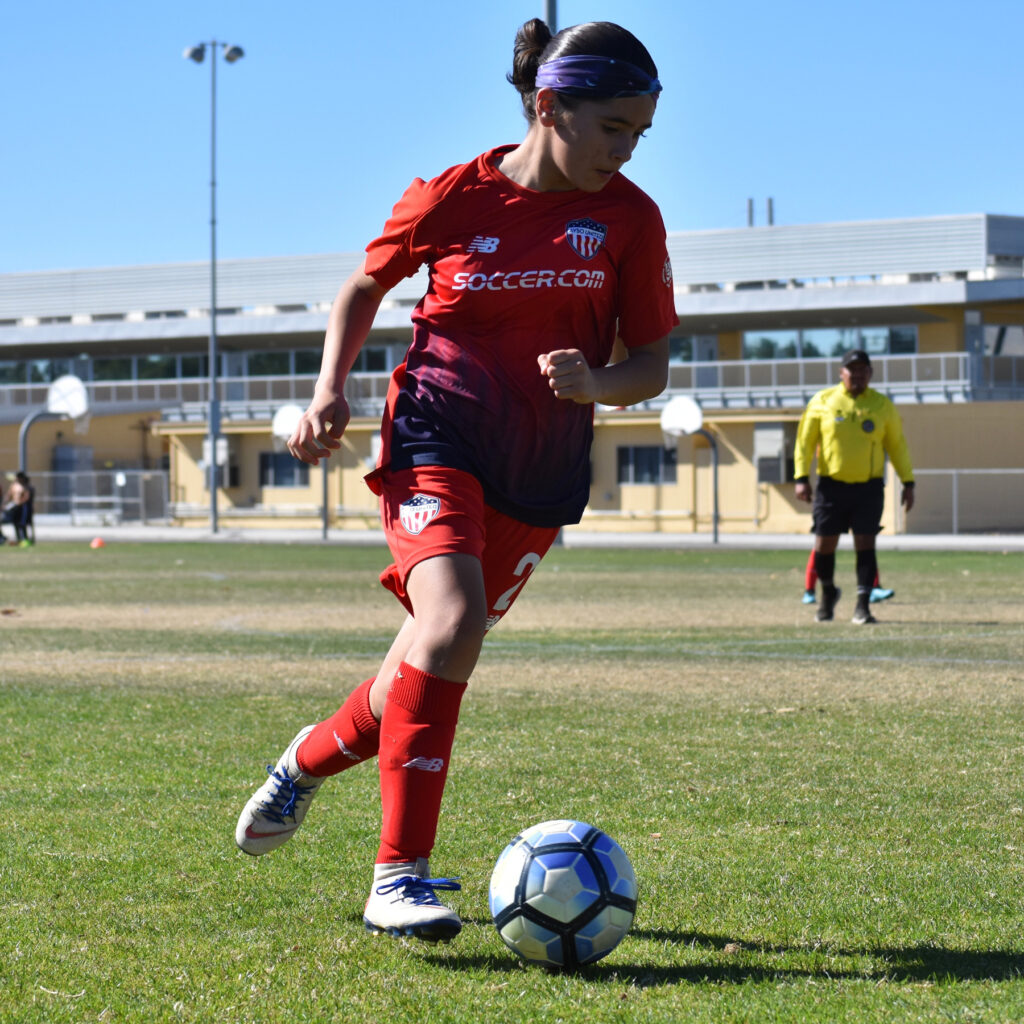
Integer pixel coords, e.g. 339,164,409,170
488,819,637,969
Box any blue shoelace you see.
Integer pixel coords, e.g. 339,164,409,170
257,765,317,823
375,876,462,906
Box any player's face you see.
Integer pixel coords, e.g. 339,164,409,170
547,93,657,192
841,361,872,396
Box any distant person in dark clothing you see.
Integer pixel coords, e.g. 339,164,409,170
2,472,34,545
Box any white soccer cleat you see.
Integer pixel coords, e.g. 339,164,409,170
235,725,326,856
363,859,462,941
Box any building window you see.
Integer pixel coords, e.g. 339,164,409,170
180,354,208,378
137,354,177,380
28,358,74,383
859,327,891,355
985,325,1024,355
92,356,133,381
259,452,309,487
351,346,389,373
0,361,27,385
889,327,917,354
799,327,859,358
295,350,321,375
669,336,694,363
248,351,290,376
743,330,799,359
617,445,677,484
743,325,918,359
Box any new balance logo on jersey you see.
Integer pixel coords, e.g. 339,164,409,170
334,731,362,761
467,235,500,254
403,756,445,773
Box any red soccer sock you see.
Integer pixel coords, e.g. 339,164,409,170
376,662,467,864
296,677,380,776
804,549,817,591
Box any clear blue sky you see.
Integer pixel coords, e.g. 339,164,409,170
4,0,1023,273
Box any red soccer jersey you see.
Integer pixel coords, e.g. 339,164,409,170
364,145,678,527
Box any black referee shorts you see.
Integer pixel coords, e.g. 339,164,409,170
812,476,884,536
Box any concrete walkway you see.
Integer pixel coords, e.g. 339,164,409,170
20,519,1024,552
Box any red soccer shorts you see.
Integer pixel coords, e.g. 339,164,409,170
368,465,559,629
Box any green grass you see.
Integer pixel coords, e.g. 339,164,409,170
2,542,1023,1023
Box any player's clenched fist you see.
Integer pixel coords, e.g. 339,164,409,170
538,349,596,404
287,390,350,465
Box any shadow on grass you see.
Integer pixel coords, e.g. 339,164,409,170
425,921,1024,985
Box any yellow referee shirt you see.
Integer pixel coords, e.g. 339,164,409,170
794,384,914,484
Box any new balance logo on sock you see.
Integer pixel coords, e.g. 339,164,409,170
334,731,362,762
403,757,445,773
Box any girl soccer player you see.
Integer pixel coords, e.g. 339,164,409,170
235,18,677,941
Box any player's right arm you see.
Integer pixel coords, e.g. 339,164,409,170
288,267,389,464
793,395,822,502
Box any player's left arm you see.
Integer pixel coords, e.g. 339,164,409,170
882,405,916,511
539,336,669,407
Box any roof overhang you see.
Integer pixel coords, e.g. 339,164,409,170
674,278,1024,332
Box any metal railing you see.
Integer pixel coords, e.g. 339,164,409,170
2,353,1023,425
663,353,994,406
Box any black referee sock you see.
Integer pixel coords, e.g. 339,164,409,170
856,549,877,603
813,552,836,590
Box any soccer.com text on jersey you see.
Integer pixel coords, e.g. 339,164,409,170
451,268,607,292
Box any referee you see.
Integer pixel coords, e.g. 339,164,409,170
794,349,915,624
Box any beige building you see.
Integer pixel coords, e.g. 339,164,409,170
2,213,1023,535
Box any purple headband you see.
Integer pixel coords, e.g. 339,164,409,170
535,55,662,97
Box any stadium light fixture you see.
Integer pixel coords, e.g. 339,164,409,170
183,40,245,534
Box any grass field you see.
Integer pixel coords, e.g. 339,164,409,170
3,540,1023,1023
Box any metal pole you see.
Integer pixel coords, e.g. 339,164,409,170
17,409,61,474
187,40,242,529
710,436,719,544
697,428,720,544
208,40,220,534
951,471,959,535
545,0,557,31
322,461,329,541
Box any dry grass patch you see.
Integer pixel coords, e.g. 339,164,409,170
0,648,383,696
8,638,1019,709
2,600,404,634
466,653,1024,709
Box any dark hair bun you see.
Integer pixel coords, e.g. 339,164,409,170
507,18,552,93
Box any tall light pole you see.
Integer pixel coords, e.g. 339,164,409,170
545,0,557,31
184,40,244,534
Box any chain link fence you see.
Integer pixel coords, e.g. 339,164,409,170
906,469,1024,534
30,470,169,525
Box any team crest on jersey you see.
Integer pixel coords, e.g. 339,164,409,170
565,217,607,260
399,493,441,535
